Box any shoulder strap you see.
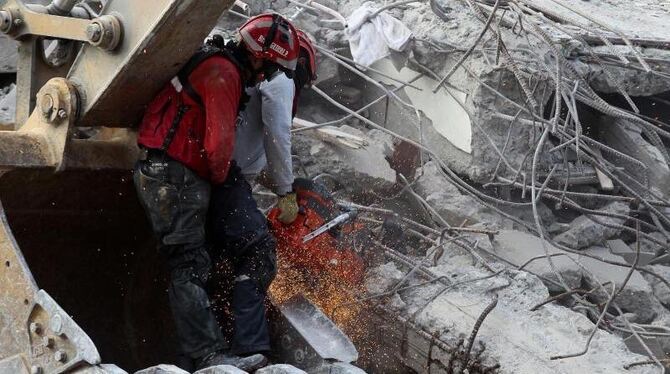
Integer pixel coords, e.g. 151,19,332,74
176,45,248,110
160,105,190,153
158,46,220,153
220,47,251,113
176,46,223,107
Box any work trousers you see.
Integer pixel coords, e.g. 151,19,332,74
208,164,277,355
134,155,225,360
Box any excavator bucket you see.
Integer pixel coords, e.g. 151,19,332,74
0,167,176,372
0,0,235,372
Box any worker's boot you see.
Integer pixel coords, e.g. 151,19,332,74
196,351,268,372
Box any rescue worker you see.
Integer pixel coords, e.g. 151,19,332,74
133,14,299,371
208,28,317,359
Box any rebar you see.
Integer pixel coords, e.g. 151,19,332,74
464,296,499,371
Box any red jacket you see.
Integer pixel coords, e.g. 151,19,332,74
138,55,242,184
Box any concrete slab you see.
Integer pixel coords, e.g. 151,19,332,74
580,246,662,323
370,59,472,154
554,201,630,249
607,239,656,267
642,265,670,308
292,126,397,197
600,118,670,200
493,230,582,293
413,161,513,229
532,0,670,41
398,263,656,374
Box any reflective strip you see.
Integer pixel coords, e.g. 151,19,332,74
276,57,297,71
170,76,183,93
240,30,263,53
235,275,251,282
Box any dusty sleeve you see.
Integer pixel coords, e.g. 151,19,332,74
259,74,295,195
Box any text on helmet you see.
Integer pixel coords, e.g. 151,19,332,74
257,35,289,57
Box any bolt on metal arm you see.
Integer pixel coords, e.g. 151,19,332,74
0,0,122,49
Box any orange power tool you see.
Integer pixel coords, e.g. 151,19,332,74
267,178,366,286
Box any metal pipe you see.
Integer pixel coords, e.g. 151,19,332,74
46,0,79,16
26,3,90,19
233,0,250,15
286,0,347,27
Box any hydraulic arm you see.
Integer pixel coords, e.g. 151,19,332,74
0,1,234,373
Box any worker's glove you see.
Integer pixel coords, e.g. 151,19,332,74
277,192,299,224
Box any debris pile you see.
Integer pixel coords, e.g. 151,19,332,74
226,0,670,372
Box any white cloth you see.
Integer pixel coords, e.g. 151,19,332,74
346,1,413,67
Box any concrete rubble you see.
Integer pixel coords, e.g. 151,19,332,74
292,127,397,196
134,365,190,374
580,246,666,324
493,230,583,293
193,365,248,374
132,364,314,374
256,365,308,374
310,363,367,374
643,265,670,308
554,201,631,250
600,118,670,199
413,161,513,229
76,365,129,374
367,254,656,374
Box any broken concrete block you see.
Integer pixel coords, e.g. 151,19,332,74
293,126,397,196
413,161,510,229
641,265,670,308
194,365,248,374
369,59,473,154
134,365,189,374
600,118,670,199
387,293,407,312
365,262,404,295
650,312,670,357
547,222,571,235
75,365,129,374
554,201,630,250
413,160,461,199
396,260,653,374
311,363,367,374
255,365,307,374
580,246,663,324
607,239,656,266
588,46,670,96
492,230,582,293
631,231,668,258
